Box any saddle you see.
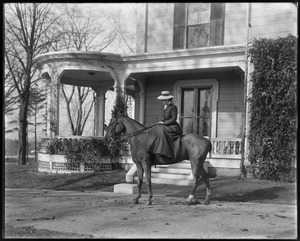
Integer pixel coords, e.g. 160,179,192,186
146,124,182,161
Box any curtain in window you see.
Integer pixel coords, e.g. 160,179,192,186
173,3,224,49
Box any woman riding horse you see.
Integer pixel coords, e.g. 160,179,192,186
105,114,212,205
147,91,182,164
157,90,182,135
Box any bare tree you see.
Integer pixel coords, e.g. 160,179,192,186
5,3,60,165
28,85,47,161
5,77,19,116
109,3,136,55
52,4,117,52
52,4,119,135
61,85,95,135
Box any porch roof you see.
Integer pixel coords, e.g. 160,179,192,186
124,44,246,73
35,44,246,87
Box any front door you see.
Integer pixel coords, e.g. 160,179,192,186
180,87,212,137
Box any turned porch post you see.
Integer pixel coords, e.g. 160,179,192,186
41,71,61,139
94,87,107,136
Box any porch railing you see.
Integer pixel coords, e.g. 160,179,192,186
210,138,243,159
40,136,243,159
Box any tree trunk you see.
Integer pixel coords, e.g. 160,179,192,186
18,94,29,165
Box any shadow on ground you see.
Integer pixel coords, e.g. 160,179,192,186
211,186,281,202
167,177,296,205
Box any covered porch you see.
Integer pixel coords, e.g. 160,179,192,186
35,44,250,179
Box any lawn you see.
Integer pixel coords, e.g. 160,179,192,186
4,160,297,205
5,161,126,192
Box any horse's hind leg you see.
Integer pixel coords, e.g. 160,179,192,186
199,165,211,205
185,159,201,205
133,162,143,204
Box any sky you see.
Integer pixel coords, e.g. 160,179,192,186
5,3,139,140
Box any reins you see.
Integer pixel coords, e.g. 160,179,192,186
108,116,158,144
124,123,158,138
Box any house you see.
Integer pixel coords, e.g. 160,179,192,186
35,3,297,184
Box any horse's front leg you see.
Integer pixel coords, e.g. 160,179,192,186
133,162,143,204
142,155,153,205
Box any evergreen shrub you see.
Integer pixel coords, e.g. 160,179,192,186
108,87,130,165
45,138,110,164
248,34,297,181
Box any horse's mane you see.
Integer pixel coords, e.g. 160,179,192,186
117,114,145,128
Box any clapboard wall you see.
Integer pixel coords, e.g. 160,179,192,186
141,69,243,138
135,3,297,54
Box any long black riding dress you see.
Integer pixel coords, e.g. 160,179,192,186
147,103,182,161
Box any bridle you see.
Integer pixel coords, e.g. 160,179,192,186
107,116,158,145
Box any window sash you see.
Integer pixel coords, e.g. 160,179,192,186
187,24,210,48
173,3,224,49
173,25,185,49
187,3,211,25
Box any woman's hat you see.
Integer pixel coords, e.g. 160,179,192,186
157,91,174,100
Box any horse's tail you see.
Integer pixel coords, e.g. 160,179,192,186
208,140,212,153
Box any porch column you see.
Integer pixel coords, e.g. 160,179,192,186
110,68,130,99
244,60,254,166
137,79,146,125
42,71,60,139
244,3,253,167
94,88,107,136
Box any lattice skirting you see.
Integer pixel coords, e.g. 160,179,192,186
84,163,112,172
52,162,81,172
37,153,112,173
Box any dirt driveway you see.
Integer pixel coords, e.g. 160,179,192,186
4,163,297,239
5,186,297,239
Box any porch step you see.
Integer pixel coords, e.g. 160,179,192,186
151,161,191,174
151,172,190,180
133,160,194,186
134,176,191,186
150,177,191,186
152,167,191,174
154,160,191,169
131,158,241,186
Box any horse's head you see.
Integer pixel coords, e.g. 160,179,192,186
104,116,126,145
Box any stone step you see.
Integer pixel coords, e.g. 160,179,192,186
151,177,191,186
154,160,191,169
134,176,191,186
151,172,190,180
114,183,137,194
151,166,191,174
134,172,192,186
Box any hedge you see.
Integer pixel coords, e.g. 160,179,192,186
45,138,110,164
248,34,297,181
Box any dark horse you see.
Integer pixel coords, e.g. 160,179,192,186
105,115,212,205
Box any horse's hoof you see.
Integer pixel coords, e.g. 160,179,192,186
133,198,139,204
185,198,200,205
146,200,152,205
204,199,211,205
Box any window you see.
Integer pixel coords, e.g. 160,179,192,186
173,3,224,49
173,3,186,49
180,87,212,137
